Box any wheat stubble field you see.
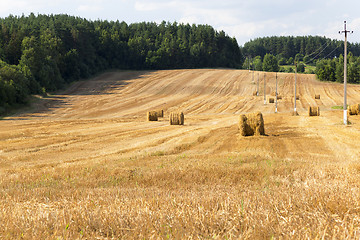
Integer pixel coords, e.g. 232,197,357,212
1,69,360,239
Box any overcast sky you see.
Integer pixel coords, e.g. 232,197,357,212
0,0,359,46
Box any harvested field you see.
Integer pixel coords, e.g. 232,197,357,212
1,69,360,239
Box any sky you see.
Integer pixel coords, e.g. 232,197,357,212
0,0,360,46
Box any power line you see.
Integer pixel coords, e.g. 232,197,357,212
303,42,332,64
305,41,332,58
339,20,353,125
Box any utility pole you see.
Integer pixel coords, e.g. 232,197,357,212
339,21,353,125
252,66,254,84
264,73,266,105
257,72,259,96
294,62,297,114
275,72,278,113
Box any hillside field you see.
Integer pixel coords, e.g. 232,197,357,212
1,69,360,239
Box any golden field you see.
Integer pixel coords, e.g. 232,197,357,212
1,69,360,239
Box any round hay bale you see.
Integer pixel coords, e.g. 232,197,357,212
308,106,320,116
169,112,184,125
238,115,248,136
156,110,164,118
253,91,258,96
347,104,360,115
147,111,158,121
238,112,265,136
315,94,320,99
277,95,282,100
296,96,300,100
269,98,274,103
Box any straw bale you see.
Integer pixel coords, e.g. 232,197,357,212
238,112,265,136
269,98,274,103
308,106,320,116
156,109,164,118
253,91,258,96
147,111,158,121
169,112,184,125
296,96,299,100
277,95,282,100
315,94,320,99
348,104,360,115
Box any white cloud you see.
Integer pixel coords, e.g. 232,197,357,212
78,5,102,12
134,1,179,12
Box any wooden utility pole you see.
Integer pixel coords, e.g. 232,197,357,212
339,21,353,125
294,62,297,114
275,72,278,113
252,67,254,84
264,73,266,104
257,73,259,96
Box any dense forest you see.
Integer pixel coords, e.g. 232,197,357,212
0,14,242,113
242,36,360,61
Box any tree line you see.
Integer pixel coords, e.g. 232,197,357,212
0,14,242,113
242,36,360,81
242,35,360,62
315,53,360,84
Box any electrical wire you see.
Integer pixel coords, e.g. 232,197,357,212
305,40,331,58
303,41,333,64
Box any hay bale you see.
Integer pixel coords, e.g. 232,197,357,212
269,98,274,103
169,112,184,125
156,109,164,118
253,91,258,96
238,112,265,136
277,95,282,100
296,96,300,100
308,106,320,116
147,111,158,121
315,94,320,99
348,104,360,115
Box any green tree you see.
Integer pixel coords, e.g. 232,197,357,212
296,62,305,73
253,56,263,71
263,53,279,72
